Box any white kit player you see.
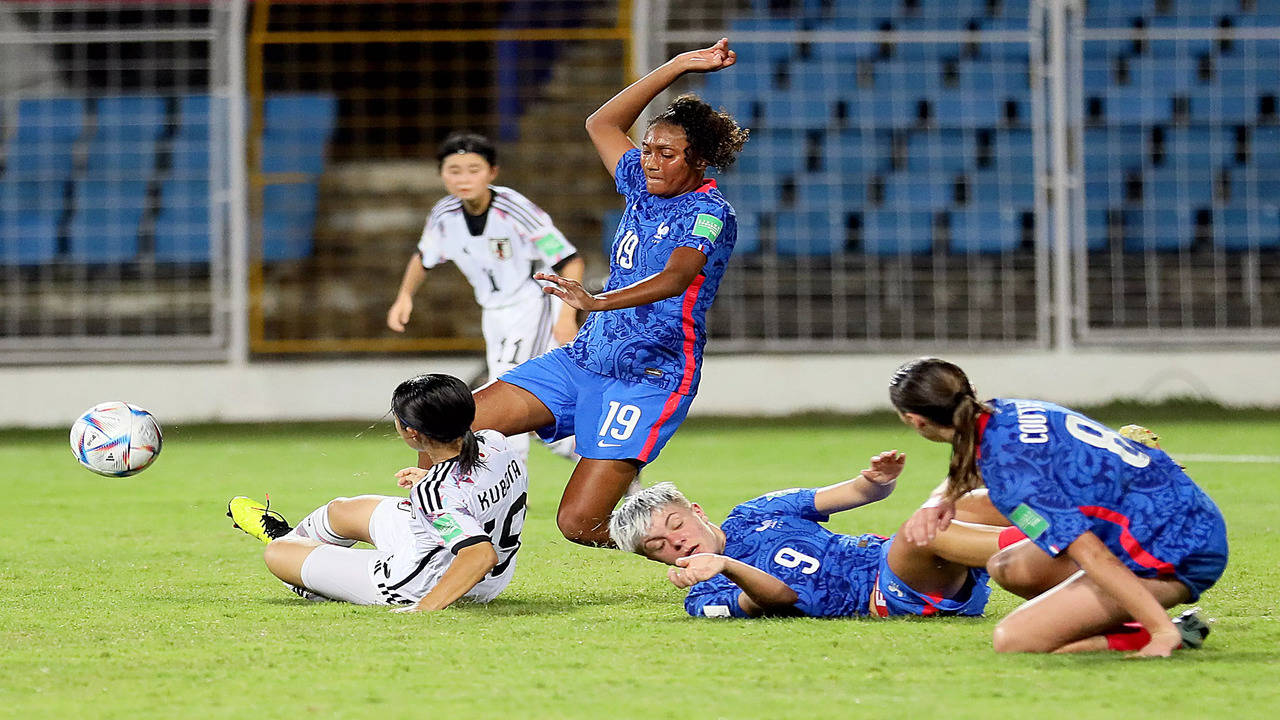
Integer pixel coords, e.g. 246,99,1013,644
387,131,584,462
227,374,528,612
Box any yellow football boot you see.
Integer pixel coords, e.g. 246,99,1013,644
226,495,292,543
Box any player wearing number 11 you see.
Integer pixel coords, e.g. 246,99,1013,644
891,358,1228,656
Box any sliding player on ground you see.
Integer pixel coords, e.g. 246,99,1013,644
227,374,528,612
610,451,1006,619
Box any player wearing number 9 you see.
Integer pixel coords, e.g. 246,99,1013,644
468,39,748,546
890,358,1228,656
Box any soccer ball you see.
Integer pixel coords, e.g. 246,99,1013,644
69,402,163,477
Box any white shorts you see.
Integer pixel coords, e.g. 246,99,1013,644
298,497,416,606
483,294,558,380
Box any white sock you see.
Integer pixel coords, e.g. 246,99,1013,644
284,502,357,547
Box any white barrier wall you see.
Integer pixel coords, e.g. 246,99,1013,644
6,350,1279,429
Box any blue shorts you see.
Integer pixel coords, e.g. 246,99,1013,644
500,347,695,463
869,536,992,618
1168,511,1229,602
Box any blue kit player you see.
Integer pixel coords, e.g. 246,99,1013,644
610,451,1010,619
467,38,749,546
891,357,1227,656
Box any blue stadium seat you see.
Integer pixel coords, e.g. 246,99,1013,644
262,183,319,261
1144,166,1216,207
67,179,148,262
968,172,1036,208
830,129,890,175
1162,127,1234,170
732,129,804,179
154,179,211,263
0,209,59,265
1083,127,1145,175
1096,85,1173,124
951,207,1025,253
860,210,934,254
1212,56,1280,91
1186,89,1257,124
732,210,763,254
85,96,166,176
904,130,974,173
262,94,337,176
1213,203,1280,250
0,179,67,216
992,129,1035,175
8,98,84,182
1128,202,1198,252
882,174,954,209
774,210,845,255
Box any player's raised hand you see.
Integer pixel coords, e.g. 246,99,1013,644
862,450,905,485
667,553,728,588
901,498,956,547
386,294,413,332
535,272,604,312
675,38,737,74
395,466,428,488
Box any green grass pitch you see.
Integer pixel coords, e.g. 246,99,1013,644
2,410,1278,719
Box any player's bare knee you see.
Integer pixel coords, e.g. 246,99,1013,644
555,507,605,544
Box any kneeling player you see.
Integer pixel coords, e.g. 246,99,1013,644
609,451,1007,619
227,374,528,612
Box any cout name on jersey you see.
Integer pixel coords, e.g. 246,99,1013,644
478,459,524,511
1013,400,1050,445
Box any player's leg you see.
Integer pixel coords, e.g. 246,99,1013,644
952,488,1009,526
263,537,322,587
887,518,1001,597
263,539,392,606
287,495,393,546
991,570,1192,653
987,538,1079,599
556,458,641,546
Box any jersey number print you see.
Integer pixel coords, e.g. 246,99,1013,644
774,547,820,575
615,230,639,269
1064,416,1151,468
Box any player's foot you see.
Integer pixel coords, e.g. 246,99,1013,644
1119,424,1161,449
1173,607,1212,649
227,495,292,543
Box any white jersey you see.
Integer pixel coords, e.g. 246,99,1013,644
418,186,577,310
373,430,529,604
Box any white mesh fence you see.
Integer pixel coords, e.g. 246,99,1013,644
0,2,239,362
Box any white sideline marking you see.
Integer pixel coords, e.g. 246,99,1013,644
1178,453,1280,464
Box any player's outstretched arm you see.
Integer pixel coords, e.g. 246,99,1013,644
387,252,429,332
535,246,706,312
813,450,904,514
585,38,736,176
669,553,798,617
393,541,499,613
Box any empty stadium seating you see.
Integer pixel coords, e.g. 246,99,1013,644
712,0,1279,256
0,92,337,266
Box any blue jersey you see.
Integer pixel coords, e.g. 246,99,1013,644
684,489,886,618
565,148,736,396
978,398,1228,596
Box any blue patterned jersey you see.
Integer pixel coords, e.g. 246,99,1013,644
978,398,1227,581
684,488,886,618
565,148,737,395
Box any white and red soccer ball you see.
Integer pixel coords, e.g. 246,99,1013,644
69,402,163,477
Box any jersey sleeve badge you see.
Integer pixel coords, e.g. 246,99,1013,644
692,213,724,243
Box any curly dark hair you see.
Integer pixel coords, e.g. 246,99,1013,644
647,93,749,170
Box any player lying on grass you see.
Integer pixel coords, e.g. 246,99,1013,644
609,451,1009,619
891,357,1225,656
227,374,528,612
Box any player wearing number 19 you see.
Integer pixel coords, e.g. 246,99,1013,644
890,358,1228,656
473,38,748,546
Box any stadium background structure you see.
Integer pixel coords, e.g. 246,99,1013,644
0,0,1278,425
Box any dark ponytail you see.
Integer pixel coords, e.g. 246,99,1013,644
391,374,484,474
888,358,992,502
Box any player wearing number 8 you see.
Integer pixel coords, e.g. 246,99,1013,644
891,358,1228,656
471,39,748,546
